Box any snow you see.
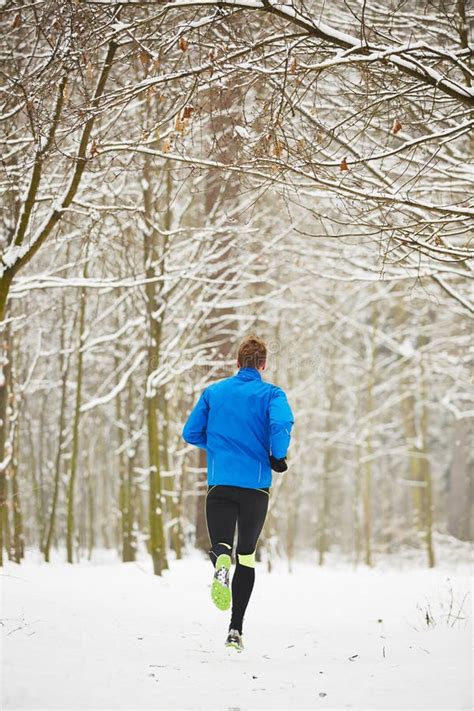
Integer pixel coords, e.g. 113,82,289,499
1,552,471,710
399,338,415,359
234,125,251,140
80,350,146,413
1,245,24,270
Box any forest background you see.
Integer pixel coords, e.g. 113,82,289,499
0,0,472,576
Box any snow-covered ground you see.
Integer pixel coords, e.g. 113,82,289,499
1,551,472,710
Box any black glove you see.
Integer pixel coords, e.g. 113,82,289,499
269,454,288,472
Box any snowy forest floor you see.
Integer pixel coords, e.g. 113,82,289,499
1,549,472,711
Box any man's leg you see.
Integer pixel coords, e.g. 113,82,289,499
205,485,238,563
205,486,238,610
230,488,269,634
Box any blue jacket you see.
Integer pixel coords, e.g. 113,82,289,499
182,368,294,489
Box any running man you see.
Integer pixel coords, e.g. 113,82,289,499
182,335,294,651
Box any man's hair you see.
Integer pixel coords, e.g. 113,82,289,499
237,335,267,370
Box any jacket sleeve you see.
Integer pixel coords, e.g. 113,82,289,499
182,389,210,449
269,387,294,459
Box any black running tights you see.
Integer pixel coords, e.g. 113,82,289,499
205,484,269,634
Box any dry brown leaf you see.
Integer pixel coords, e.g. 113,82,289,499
392,118,402,134
273,140,283,158
12,13,22,29
139,49,151,68
162,137,172,153
175,116,185,133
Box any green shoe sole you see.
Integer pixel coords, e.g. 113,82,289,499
211,554,231,611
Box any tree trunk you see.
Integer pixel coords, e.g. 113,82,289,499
317,465,331,566
26,414,43,553
143,154,168,575
160,387,183,559
363,301,378,567
7,336,23,563
44,292,70,562
146,392,168,574
396,306,435,566
87,465,95,561
11,439,24,563
419,351,435,568
317,345,337,567
66,274,87,563
447,419,469,539
0,321,9,565
353,443,362,566
194,455,209,552
126,378,137,558
116,353,135,562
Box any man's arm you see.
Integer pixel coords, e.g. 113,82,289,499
269,387,294,459
182,389,210,449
